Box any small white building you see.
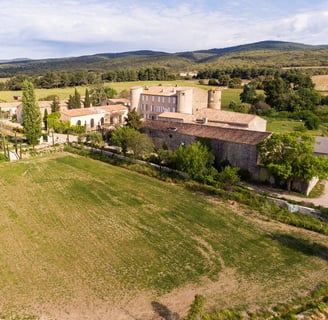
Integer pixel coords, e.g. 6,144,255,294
60,105,128,130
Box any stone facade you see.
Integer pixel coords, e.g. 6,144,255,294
130,85,221,120
142,120,271,180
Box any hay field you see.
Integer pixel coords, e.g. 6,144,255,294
312,75,328,92
0,153,327,319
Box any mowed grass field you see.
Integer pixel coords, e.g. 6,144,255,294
0,153,327,319
0,80,241,108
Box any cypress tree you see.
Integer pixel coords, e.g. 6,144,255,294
74,88,81,109
51,96,60,112
43,108,48,131
84,88,91,108
22,80,42,148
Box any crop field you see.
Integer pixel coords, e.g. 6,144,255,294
312,75,328,92
0,153,327,319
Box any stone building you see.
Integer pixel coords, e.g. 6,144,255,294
130,85,221,120
142,120,271,180
130,85,267,132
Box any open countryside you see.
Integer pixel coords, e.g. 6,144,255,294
0,153,327,319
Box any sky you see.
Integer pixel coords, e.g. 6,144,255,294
0,0,328,60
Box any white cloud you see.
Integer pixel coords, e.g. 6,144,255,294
0,0,328,59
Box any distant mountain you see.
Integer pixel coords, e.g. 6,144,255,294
1,41,328,76
0,58,31,63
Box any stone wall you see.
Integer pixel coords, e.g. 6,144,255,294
142,126,261,180
210,139,261,179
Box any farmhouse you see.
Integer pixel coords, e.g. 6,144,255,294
142,120,271,180
15,100,68,124
60,105,128,130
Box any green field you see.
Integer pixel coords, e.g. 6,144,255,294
0,153,327,319
0,81,240,107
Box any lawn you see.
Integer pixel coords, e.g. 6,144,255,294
0,153,327,319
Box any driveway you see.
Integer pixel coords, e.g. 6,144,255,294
245,180,328,208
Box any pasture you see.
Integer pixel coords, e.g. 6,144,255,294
0,153,327,319
0,80,240,108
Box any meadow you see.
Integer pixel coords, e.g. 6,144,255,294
0,153,327,319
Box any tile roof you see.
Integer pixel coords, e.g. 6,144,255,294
143,120,272,146
61,108,99,117
158,112,193,121
94,105,128,112
60,105,128,118
194,108,258,125
141,85,193,96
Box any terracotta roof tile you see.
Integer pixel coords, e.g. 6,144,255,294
143,120,271,146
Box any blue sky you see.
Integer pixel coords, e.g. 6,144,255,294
0,0,328,59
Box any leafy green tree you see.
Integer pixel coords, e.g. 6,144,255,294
89,82,108,106
84,88,91,108
22,80,42,147
47,112,70,133
240,84,257,104
257,132,328,190
217,165,240,190
111,126,153,157
86,131,103,148
104,87,117,99
172,141,218,184
125,109,142,130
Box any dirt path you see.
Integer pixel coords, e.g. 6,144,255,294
245,180,328,208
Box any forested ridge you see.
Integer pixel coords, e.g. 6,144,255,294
1,40,328,78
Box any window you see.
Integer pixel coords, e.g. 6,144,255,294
161,106,165,112
141,95,144,101
172,107,176,112
158,96,161,102
168,107,171,112
168,97,171,103
152,96,155,102
145,95,149,101
172,97,176,104
77,120,81,126
90,118,95,128
162,96,165,103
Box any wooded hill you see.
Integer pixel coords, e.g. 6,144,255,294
1,40,328,77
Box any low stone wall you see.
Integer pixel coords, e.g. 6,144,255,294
267,196,324,220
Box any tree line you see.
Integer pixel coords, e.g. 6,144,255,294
0,67,176,91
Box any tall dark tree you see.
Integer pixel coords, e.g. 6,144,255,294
51,96,60,113
43,108,48,131
84,88,91,108
67,88,81,109
22,80,42,148
125,109,142,130
240,84,257,104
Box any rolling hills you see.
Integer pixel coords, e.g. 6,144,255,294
1,40,328,76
